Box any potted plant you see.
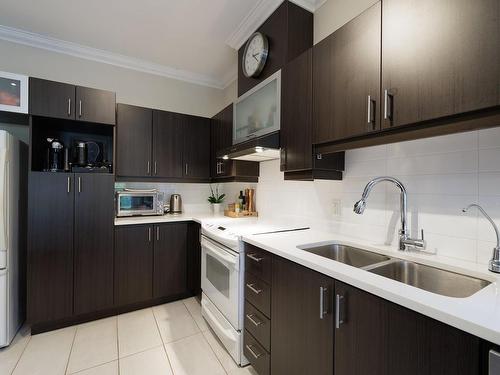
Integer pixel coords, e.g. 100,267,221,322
208,185,225,215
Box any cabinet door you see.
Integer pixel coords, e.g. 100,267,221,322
114,225,153,306
29,78,75,120
27,172,74,323
75,86,116,125
281,49,313,172
334,281,387,375
152,110,183,178
187,222,201,295
313,3,381,143
211,105,233,178
382,0,500,129
73,174,114,315
116,104,153,178
153,223,188,298
271,256,334,375
183,115,210,179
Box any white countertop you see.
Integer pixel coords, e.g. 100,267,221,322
242,228,500,346
115,214,500,345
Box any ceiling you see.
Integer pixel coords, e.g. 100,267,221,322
0,0,325,88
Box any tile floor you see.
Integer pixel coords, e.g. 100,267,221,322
0,298,257,375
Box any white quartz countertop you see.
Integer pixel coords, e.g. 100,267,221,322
115,214,500,345
242,229,500,346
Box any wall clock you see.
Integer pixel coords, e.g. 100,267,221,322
242,32,269,78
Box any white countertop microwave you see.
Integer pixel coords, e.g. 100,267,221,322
0,72,28,114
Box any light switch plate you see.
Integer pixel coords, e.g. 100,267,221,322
331,199,341,217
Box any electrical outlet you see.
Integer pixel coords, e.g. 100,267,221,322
332,199,342,217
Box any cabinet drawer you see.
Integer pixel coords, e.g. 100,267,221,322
245,273,271,318
245,243,272,284
244,330,270,375
245,301,271,352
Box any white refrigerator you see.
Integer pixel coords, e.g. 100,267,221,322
0,131,27,348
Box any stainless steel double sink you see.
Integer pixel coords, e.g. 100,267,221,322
297,242,491,298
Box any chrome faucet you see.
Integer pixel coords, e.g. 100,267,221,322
462,204,500,274
354,176,425,251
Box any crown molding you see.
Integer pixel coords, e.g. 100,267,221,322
0,24,227,89
225,0,326,50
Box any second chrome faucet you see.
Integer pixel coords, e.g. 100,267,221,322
354,176,426,251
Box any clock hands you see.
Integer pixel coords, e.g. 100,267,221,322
252,52,260,62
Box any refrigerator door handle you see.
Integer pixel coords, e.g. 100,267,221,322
0,149,7,251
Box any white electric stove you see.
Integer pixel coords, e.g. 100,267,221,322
200,218,308,366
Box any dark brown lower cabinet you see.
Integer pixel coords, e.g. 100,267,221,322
28,172,74,324
271,256,334,375
335,281,482,375
187,222,202,295
153,223,188,298
73,174,114,315
114,225,154,306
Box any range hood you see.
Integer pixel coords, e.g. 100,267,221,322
218,131,280,162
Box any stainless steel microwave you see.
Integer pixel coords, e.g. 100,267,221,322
0,71,28,114
116,189,165,217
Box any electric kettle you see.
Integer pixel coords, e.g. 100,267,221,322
169,194,182,214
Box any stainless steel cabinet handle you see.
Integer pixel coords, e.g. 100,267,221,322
154,161,157,175
384,89,393,122
246,283,262,295
367,95,372,124
147,161,150,175
68,98,71,116
335,294,345,329
245,344,262,359
78,177,81,193
246,314,262,327
185,163,188,175
67,176,71,193
246,253,264,262
320,286,328,319
79,100,82,117
148,227,152,242
156,226,159,241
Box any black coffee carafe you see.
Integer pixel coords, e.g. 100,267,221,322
46,138,64,172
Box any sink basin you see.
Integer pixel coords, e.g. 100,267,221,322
368,260,491,298
298,242,391,268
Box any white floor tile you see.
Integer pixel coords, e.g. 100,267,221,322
202,329,238,372
0,326,30,375
152,301,200,343
227,366,258,375
13,326,75,375
119,346,172,375
68,361,118,375
117,308,162,358
67,317,118,374
165,333,225,375
183,297,209,331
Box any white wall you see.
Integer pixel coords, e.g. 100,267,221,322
0,39,227,117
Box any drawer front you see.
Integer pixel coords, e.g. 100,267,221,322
245,301,271,352
245,273,271,318
245,243,272,284
244,330,270,375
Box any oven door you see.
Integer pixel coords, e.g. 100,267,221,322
201,235,240,330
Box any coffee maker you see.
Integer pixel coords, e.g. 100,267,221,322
46,138,64,172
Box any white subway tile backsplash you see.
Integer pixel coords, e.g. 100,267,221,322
478,126,500,149
479,148,500,172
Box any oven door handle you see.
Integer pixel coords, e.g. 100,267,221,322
202,238,238,269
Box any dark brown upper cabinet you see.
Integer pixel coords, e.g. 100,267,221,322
29,77,115,125
29,78,75,120
183,115,210,180
116,104,153,178
381,0,500,129
313,2,381,144
271,256,334,375
281,49,345,180
210,104,259,182
75,86,116,125
73,173,114,315
237,1,313,97
153,223,188,299
153,110,184,178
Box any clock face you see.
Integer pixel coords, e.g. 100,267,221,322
242,32,269,78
